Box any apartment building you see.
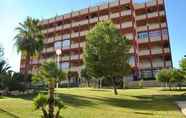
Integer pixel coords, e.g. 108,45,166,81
20,0,172,80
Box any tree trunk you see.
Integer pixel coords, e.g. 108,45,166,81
24,53,31,86
42,107,48,118
55,109,61,118
112,77,118,95
48,81,55,118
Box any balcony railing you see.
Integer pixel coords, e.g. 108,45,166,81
71,43,79,48
71,55,79,60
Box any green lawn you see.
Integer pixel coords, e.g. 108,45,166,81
0,88,186,118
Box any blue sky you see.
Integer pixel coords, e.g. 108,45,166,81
0,0,186,71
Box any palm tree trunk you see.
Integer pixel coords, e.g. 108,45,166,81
55,109,61,118
24,53,31,80
112,77,118,95
42,107,48,118
48,80,55,118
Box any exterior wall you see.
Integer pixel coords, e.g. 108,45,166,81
20,0,172,80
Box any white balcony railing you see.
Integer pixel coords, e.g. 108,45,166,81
71,43,79,48
71,55,79,60
62,56,70,61
136,15,146,21
151,49,162,54
139,50,150,56
90,17,98,23
121,22,133,29
80,42,86,47
110,13,120,19
121,10,132,16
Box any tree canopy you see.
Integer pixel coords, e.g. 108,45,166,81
84,20,131,94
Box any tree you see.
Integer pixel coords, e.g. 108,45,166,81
14,17,44,81
180,58,186,75
80,67,92,87
33,60,66,118
67,71,79,87
0,60,11,89
171,69,185,90
156,69,172,88
84,21,131,95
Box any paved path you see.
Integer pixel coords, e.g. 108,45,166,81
176,101,186,116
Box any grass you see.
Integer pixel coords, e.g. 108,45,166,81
0,87,186,118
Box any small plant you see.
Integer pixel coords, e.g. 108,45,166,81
138,79,144,89
34,93,65,118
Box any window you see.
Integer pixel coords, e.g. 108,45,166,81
54,41,62,49
138,32,148,40
62,39,70,49
149,30,161,38
61,62,69,69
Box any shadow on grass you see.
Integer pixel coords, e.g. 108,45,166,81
0,108,19,118
4,90,186,112
160,88,186,92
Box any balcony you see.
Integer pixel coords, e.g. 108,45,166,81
150,35,161,42
148,12,158,18
134,3,145,9
72,22,79,27
138,39,148,43
79,20,88,26
71,32,79,38
99,15,109,21
121,22,133,29
140,63,151,69
80,54,84,59
139,50,150,56
137,26,147,32
63,13,71,19
62,56,70,61
90,17,98,23
120,0,130,5
80,31,88,36
110,13,119,19
100,4,108,10
164,48,170,53
72,11,79,17
159,11,165,16
71,43,79,48
80,8,88,15
63,24,71,29
48,27,55,33
161,23,167,28
89,6,98,12
149,24,160,30
62,34,70,39
146,0,156,7
121,10,132,16
136,15,146,21
152,62,164,68
151,48,162,55
166,61,172,67
125,33,134,40
71,55,79,60
80,42,86,48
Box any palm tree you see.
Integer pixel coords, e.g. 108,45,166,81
0,60,11,89
33,60,66,118
14,17,44,80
